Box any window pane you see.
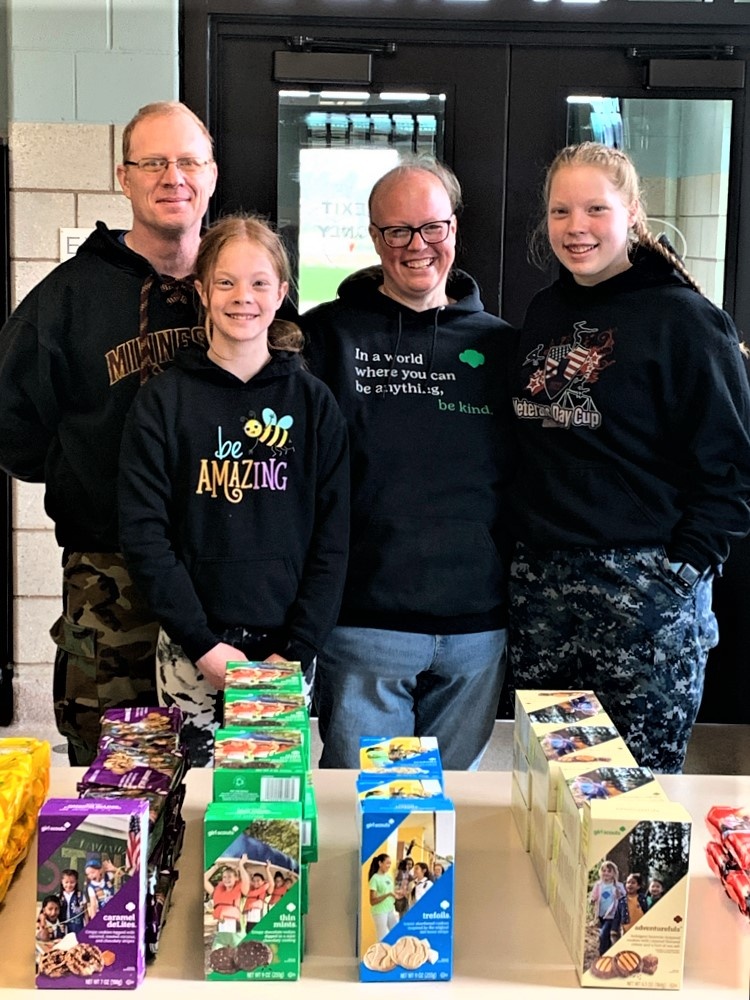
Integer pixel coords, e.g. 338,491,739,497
568,97,732,306
278,91,446,310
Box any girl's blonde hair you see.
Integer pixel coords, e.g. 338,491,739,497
196,215,303,352
531,142,702,294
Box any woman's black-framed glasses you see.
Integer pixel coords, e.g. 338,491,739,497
372,219,453,249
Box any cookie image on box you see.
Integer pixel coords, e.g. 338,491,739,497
37,950,70,979
235,939,273,971
391,935,430,969
613,950,642,977
64,943,106,976
362,942,397,972
590,955,617,979
208,945,238,974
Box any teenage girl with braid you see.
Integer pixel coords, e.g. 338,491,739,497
509,142,750,773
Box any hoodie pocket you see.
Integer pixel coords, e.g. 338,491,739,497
192,556,298,628
347,516,503,617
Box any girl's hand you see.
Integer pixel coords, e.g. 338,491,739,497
196,643,246,690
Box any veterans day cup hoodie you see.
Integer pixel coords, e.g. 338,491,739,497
511,245,750,571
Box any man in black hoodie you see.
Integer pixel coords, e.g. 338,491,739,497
0,101,217,763
303,161,516,769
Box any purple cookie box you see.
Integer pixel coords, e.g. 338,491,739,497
36,798,148,989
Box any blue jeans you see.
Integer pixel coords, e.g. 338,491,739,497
316,626,507,769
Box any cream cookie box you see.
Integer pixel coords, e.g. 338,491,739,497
530,733,638,816
558,766,667,856
515,690,613,758
359,796,454,983
574,799,691,989
36,798,148,989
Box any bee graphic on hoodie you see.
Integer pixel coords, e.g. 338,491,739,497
243,408,294,455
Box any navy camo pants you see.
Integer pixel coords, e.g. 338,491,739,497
508,544,718,773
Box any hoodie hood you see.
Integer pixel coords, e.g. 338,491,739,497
78,221,157,278
174,343,304,387
335,264,487,316
557,242,691,300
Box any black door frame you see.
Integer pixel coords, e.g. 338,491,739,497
194,22,510,312
1,140,13,725
504,43,749,328
181,1,750,331
181,1,750,722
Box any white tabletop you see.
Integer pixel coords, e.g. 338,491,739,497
3,769,749,995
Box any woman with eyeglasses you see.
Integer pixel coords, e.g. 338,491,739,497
302,158,517,771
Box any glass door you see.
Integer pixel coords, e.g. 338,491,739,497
567,97,732,307
208,27,509,314
505,47,749,724
504,47,746,332
278,90,446,310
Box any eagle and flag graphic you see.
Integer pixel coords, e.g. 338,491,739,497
520,320,615,429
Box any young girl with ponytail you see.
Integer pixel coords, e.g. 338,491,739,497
509,142,750,773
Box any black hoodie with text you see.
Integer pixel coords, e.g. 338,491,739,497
302,266,517,634
510,246,750,570
118,346,349,667
0,221,205,551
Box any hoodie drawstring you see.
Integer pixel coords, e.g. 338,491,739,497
137,273,196,384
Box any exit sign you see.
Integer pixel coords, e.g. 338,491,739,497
59,228,94,262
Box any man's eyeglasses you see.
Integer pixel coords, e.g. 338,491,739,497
372,219,453,249
123,157,213,174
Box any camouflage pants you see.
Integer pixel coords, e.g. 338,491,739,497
508,543,718,774
156,627,314,768
51,552,159,766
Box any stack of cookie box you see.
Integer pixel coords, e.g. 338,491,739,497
511,690,692,990
35,705,189,989
357,736,455,983
204,660,315,982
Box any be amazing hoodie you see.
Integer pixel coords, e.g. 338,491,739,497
511,246,750,569
0,221,205,550
118,346,349,667
302,267,516,633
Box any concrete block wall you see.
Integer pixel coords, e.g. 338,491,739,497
5,0,179,737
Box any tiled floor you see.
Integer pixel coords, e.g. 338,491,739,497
6,717,749,774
